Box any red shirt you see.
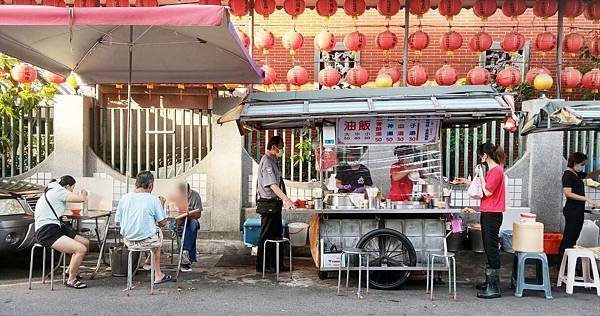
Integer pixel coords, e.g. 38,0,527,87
389,162,413,201
480,165,506,213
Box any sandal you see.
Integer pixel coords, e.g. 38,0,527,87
154,274,172,284
66,279,87,289
65,273,83,280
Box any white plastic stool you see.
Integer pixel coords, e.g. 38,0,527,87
557,248,600,296
126,247,155,296
28,243,66,291
337,248,370,299
262,238,292,282
426,252,457,300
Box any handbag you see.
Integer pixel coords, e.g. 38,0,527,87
44,189,77,239
256,199,282,215
467,176,484,200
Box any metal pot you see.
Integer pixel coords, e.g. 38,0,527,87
324,193,363,209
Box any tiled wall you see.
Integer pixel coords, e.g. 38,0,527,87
451,177,524,208
25,172,54,186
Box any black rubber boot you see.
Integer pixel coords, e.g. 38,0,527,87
475,268,488,290
477,268,501,299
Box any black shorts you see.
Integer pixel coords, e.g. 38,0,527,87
35,224,65,248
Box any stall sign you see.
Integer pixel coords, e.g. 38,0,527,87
336,118,440,145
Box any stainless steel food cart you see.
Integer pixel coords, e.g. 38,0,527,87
235,85,511,289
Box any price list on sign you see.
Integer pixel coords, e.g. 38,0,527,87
336,118,440,145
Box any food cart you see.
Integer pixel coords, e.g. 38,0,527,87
237,85,511,289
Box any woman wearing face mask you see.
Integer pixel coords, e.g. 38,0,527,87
454,142,506,299
389,146,423,201
558,152,600,256
336,150,373,194
34,175,90,289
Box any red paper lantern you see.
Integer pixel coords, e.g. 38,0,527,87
282,30,304,56
346,66,369,87
344,31,367,53
262,65,277,86
47,73,66,84
228,0,249,17
378,67,401,83
376,30,397,55
525,67,551,85
407,65,428,86
473,0,497,21
377,0,400,19
314,29,336,53
501,31,525,53
254,0,276,18
496,66,522,89
533,0,558,20
563,32,585,57
440,30,463,56
409,0,430,19
563,0,584,21
533,32,557,56
199,0,222,5
344,0,366,19
561,67,582,93
283,0,305,19
42,0,66,7
435,65,458,86
590,36,600,57
236,28,250,49
582,69,600,93
315,0,337,19
584,2,600,24
502,0,526,20
319,66,341,88
287,66,309,89
469,31,493,54
73,0,98,7
256,29,275,55
105,0,129,7
136,0,158,6
438,0,462,22
11,64,37,83
408,30,430,55
467,66,491,85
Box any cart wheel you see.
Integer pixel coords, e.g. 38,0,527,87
357,228,417,290
318,271,329,280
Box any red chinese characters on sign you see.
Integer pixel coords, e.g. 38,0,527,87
337,118,440,145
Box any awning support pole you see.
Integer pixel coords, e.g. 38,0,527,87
125,25,133,192
402,0,410,87
556,0,564,99
248,0,255,95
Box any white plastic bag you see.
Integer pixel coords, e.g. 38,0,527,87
467,177,483,200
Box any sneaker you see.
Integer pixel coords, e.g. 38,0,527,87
180,264,192,272
182,250,191,265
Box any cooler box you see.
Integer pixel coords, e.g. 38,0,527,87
243,218,288,247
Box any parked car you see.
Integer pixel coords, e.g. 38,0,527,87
0,180,43,252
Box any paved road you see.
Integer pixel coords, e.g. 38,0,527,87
1,251,599,316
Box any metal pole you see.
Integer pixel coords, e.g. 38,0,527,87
248,0,255,94
556,0,564,99
125,25,133,192
402,0,410,87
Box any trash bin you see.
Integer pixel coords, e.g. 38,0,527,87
110,246,140,277
446,231,465,252
468,224,485,253
288,222,309,247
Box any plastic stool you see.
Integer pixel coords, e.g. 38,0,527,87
28,243,66,291
511,252,552,299
557,248,600,296
426,252,457,300
126,247,155,296
262,238,292,282
337,248,370,299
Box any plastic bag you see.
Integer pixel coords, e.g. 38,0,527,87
467,177,483,200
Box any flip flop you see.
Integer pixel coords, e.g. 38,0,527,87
154,274,172,284
65,279,87,289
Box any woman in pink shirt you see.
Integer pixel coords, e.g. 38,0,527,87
456,142,506,299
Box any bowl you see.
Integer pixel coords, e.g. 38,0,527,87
70,208,81,216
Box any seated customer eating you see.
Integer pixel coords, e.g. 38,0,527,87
115,171,172,284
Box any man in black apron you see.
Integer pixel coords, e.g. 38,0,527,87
256,136,295,273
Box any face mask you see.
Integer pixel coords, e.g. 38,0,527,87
575,165,585,172
347,160,360,167
275,147,284,158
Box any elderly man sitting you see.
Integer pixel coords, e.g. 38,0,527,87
116,171,172,284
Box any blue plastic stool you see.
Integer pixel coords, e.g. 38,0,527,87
511,252,552,299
